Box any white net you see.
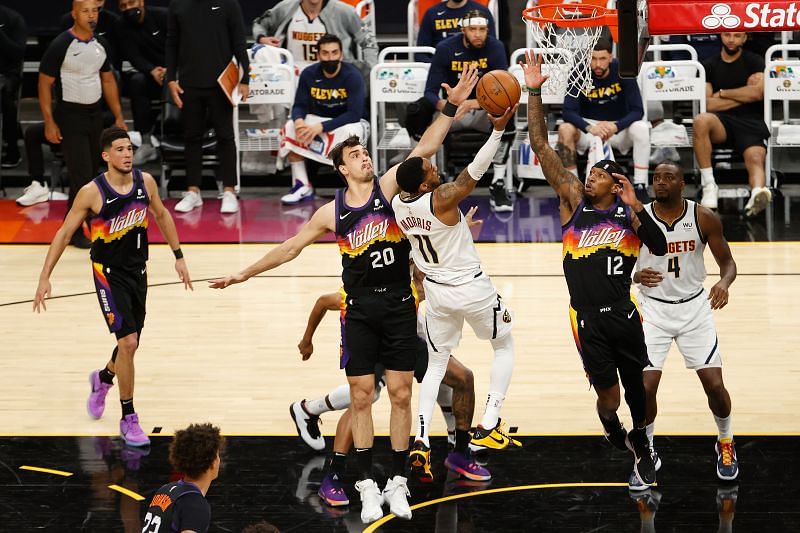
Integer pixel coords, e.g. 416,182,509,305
525,5,608,98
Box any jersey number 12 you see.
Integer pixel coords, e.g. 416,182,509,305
607,255,623,276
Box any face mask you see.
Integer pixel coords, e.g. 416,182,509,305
321,60,340,75
123,8,142,24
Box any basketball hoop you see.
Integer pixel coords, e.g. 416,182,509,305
523,3,618,97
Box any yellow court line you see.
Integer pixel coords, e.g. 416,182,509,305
19,465,73,477
108,484,146,501
1,432,799,438
363,482,629,532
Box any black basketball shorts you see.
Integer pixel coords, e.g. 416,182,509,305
92,262,147,340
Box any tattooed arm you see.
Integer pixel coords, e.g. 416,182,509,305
520,50,584,217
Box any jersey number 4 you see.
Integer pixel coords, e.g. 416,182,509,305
142,512,162,533
667,256,681,278
413,235,439,264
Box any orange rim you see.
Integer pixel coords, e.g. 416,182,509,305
522,5,618,42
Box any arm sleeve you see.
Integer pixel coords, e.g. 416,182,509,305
117,25,155,74
165,3,179,82
635,207,668,256
424,47,448,106
615,78,644,131
291,71,311,120
39,36,67,78
175,495,211,533
228,0,250,83
0,12,26,64
562,94,589,131
323,69,365,131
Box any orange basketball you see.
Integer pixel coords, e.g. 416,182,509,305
476,70,521,116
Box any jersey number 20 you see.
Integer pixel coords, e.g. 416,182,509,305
370,248,395,269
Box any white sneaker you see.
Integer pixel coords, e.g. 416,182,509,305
220,191,239,213
175,191,203,213
745,186,772,217
133,143,158,166
355,478,384,524
50,190,68,200
289,401,325,451
382,475,412,520
701,183,719,210
16,181,50,206
280,183,315,205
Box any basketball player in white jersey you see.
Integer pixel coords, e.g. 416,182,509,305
634,161,739,488
391,104,520,481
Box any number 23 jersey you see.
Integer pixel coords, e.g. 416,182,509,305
335,178,410,292
562,198,641,308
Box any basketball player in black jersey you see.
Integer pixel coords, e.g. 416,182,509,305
522,51,668,486
209,65,479,524
143,423,223,533
34,127,192,447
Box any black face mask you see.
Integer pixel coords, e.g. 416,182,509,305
321,60,340,75
123,8,142,25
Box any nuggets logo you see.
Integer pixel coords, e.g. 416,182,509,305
502,310,512,323
106,312,116,326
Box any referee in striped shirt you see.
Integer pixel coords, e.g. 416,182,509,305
39,0,126,248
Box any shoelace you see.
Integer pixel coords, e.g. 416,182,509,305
719,441,734,466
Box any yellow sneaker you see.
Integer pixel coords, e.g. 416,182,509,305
470,420,521,450
409,441,434,483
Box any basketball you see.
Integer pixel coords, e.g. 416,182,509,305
476,70,521,116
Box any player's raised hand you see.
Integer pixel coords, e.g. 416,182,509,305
611,173,639,208
708,281,730,309
464,205,483,228
521,50,549,90
487,104,518,131
298,337,314,360
636,267,664,288
33,279,51,313
175,258,193,291
443,63,479,106
208,273,247,289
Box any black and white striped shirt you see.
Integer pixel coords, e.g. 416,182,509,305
40,30,110,106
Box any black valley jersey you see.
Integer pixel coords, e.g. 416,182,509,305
89,170,150,268
143,480,211,533
334,179,411,291
562,198,641,308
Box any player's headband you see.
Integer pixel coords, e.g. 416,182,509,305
460,16,489,27
592,159,624,182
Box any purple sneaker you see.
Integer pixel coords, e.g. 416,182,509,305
318,473,349,507
120,413,151,447
87,370,114,419
444,451,492,481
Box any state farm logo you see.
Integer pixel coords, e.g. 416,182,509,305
702,4,741,29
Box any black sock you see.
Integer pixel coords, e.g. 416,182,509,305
455,428,471,454
121,399,135,417
391,449,408,478
355,448,373,480
598,412,622,433
110,347,119,363
620,366,647,426
98,367,115,385
330,452,347,478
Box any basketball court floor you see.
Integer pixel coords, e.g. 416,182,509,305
1,191,799,531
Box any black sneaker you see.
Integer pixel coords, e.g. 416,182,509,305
629,428,657,486
489,181,514,213
633,183,650,204
1,151,21,169
600,417,629,451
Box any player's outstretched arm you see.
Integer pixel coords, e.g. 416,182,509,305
432,105,516,219
208,202,335,289
381,64,479,199
33,185,96,312
521,50,583,210
144,173,192,291
298,291,341,360
698,206,737,309
616,174,668,256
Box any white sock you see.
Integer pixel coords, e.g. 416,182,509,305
700,167,716,187
436,385,456,434
415,352,450,447
491,163,506,186
304,384,351,416
290,160,310,187
633,167,649,186
480,334,515,429
646,422,655,448
714,414,733,440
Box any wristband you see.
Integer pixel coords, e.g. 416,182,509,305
173,248,184,260
442,100,458,117
527,87,541,96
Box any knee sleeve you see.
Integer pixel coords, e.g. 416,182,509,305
619,365,647,426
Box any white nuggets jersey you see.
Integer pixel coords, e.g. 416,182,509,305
638,200,707,300
286,6,326,69
392,192,482,285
